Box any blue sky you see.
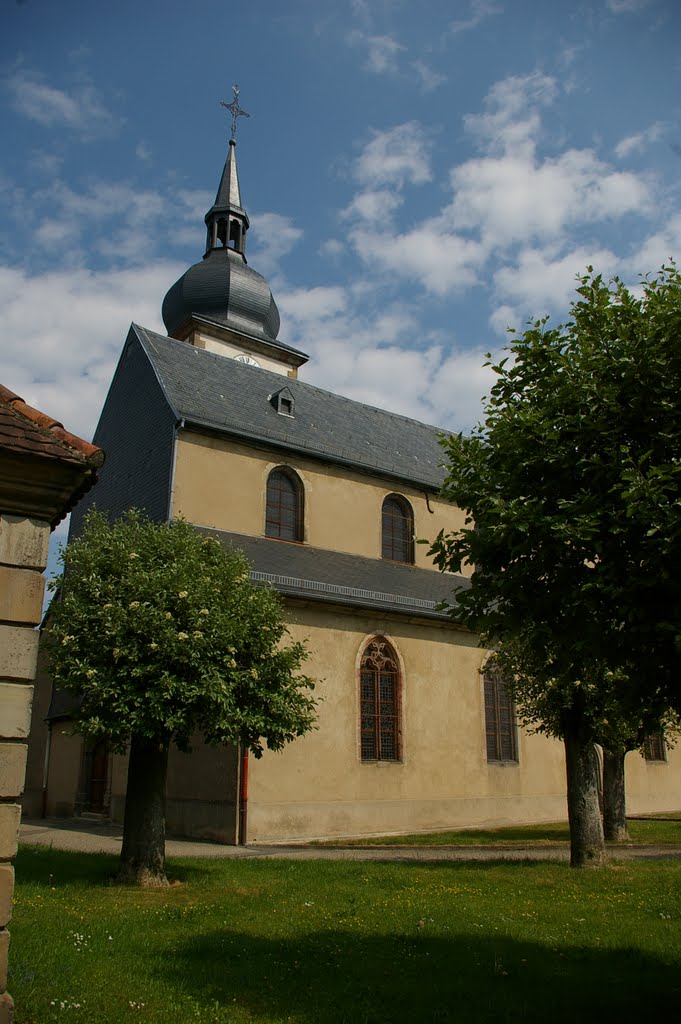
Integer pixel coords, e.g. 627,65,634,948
2,0,681,569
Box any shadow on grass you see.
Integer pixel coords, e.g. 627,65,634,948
159,926,681,1023
15,846,214,887
346,825,571,846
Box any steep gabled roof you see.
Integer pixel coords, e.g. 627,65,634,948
132,324,448,490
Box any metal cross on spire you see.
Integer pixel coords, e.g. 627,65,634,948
220,84,250,142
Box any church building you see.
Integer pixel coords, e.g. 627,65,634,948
25,114,681,843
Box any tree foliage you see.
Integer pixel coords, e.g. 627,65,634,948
431,265,681,865
49,510,317,756
47,510,318,886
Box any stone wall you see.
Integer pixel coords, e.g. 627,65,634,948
0,514,50,1024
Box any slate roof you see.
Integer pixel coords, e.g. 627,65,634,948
45,534,466,721
133,325,449,490
201,528,468,622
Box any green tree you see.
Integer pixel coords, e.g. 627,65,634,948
48,510,317,886
431,265,681,867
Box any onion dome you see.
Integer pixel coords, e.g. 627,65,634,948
162,138,280,342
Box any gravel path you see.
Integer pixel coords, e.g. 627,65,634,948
19,818,681,863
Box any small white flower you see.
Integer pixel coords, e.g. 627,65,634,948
178,590,188,599
177,632,189,641
128,552,139,560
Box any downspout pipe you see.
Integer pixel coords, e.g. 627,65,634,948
41,721,52,818
167,417,185,521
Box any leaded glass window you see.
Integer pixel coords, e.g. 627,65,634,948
360,637,401,761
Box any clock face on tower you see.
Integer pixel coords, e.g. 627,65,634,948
233,353,260,367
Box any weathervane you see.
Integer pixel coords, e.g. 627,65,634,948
220,84,250,142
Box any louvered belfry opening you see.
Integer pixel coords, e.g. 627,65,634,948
265,467,303,541
381,495,414,563
360,636,400,761
483,663,518,762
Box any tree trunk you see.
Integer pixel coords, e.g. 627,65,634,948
563,719,606,868
118,734,170,887
602,747,629,842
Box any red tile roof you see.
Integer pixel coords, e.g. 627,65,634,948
0,384,104,468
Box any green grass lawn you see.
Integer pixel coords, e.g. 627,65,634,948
315,816,681,846
9,846,681,1023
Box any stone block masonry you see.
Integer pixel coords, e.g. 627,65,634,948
0,515,51,1024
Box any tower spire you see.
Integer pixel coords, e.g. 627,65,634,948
204,87,251,257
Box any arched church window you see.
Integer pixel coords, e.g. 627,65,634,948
265,467,304,542
381,494,414,563
360,636,401,762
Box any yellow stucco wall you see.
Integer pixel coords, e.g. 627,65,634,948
172,431,468,572
44,730,83,817
246,603,570,842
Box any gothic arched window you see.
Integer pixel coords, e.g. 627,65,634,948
265,467,304,541
360,636,401,762
381,494,414,563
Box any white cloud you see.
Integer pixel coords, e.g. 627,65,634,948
449,0,503,35
5,178,209,269
353,221,486,295
427,347,498,432
249,212,303,275
342,189,403,224
606,0,651,12
319,238,345,260
136,142,153,163
614,121,665,159
489,304,519,337
412,61,446,93
347,31,404,74
289,294,496,432
28,151,64,176
464,72,557,156
449,148,650,248
6,69,121,139
0,263,179,441
493,245,618,314
354,122,432,188
279,285,347,324
626,213,681,275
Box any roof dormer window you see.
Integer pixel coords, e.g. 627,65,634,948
271,386,295,417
